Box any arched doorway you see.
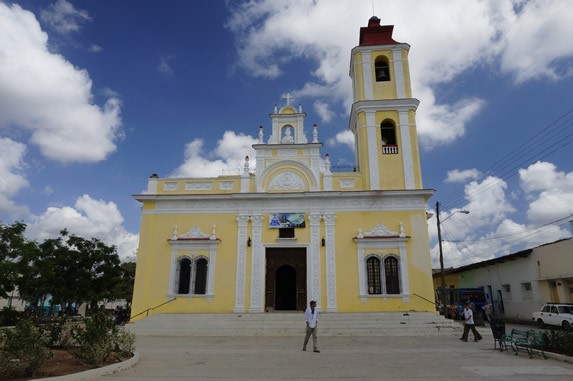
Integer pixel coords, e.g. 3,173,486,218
275,265,297,310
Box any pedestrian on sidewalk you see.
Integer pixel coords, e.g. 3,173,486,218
460,302,483,342
303,300,320,353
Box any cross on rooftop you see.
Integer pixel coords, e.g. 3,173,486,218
282,92,294,106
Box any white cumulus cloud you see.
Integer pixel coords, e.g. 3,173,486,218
26,194,139,261
171,131,257,178
0,3,123,164
0,138,29,216
226,0,573,148
445,169,482,183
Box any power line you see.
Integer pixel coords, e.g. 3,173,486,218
439,106,573,211
446,214,572,244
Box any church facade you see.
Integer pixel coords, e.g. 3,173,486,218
130,17,435,321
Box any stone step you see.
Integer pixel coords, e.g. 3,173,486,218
128,312,476,337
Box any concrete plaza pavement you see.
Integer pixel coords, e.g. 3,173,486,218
100,331,573,380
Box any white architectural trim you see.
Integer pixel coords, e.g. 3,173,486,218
308,213,322,309
167,238,220,302
138,192,432,215
361,51,373,100
365,111,380,190
354,236,409,303
249,214,265,312
398,111,415,189
234,215,249,313
392,49,406,98
257,159,320,193
398,242,410,302
323,213,338,312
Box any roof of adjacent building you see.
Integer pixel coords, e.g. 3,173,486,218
434,237,572,275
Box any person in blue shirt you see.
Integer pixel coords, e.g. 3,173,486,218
303,300,320,353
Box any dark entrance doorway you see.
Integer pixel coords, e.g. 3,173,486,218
266,248,306,311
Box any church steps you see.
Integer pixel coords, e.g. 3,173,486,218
128,312,469,337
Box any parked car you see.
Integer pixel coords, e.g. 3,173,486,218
532,303,573,329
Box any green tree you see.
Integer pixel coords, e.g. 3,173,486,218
17,230,123,313
0,222,39,299
115,261,136,308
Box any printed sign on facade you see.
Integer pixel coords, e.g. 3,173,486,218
268,213,306,228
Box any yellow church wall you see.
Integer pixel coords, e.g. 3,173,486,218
131,212,243,320
329,210,434,312
331,173,362,191
375,110,406,189
378,153,405,189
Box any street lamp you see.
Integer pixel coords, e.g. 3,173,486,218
436,201,469,317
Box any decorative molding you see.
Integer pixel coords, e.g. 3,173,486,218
340,179,356,188
164,182,178,191
178,226,210,239
139,191,431,214
220,182,234,190
363,224,398,237
185,182,212,190
269,171,305,190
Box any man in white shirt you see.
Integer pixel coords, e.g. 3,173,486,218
303,300,320,353
460,302,483,342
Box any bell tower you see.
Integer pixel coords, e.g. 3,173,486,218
349,16,423,191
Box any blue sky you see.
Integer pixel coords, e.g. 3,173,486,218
0,0,572,267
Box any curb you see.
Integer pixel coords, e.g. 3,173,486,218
30,351,140,381
544,351,573,364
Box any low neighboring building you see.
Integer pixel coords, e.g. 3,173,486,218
0,290,25,312
433,238,573,321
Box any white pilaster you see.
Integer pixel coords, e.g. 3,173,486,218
399,242,410,302
308,213,322,308
398,111,415,189
234,215,249,313
323,213,338,312
206,247,217,302
249,214,265,312
392,49,406,99
366,111,380,190
357,245,367,302
168,246,177,295
361,51,373,100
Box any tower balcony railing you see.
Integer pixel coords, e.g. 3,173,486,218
382,144,399,154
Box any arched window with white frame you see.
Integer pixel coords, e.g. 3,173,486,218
194,257,208,295
384,255,400,294
366,255,382,295
176,257,192,294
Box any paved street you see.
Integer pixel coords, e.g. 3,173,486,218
101,331,573,380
